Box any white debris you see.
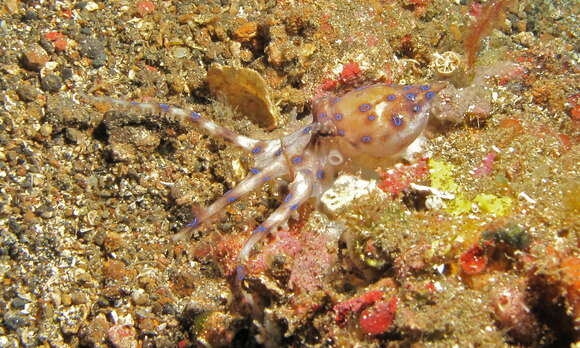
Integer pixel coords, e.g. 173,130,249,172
321,175,386,214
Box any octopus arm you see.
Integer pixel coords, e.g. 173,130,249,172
238,168,315,262
81,94,262,152
173,158,288,241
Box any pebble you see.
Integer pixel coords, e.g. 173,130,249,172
15,85,38,102
40,74,63,93
80,314,110,347
71,292,88,305
21,44,49,71
64,128,84,144
131,289,149,306
11,298,28,310
21,10,39,22
79,38,107,68
3,313,30,330
108,324,137,348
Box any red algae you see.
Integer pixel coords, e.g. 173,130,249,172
359,296,398,335
464,0,514,72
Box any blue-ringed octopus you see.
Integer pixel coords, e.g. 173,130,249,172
86,82,445,272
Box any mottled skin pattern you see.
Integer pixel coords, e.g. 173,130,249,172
85,82,444,276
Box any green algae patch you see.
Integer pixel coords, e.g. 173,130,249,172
429,159,513,216
429,159,459,193
473,193,513,216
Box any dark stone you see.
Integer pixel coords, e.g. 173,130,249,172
40,74,63,93
4,314,30,330
15,85,38,102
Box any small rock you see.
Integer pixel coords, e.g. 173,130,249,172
80,38,107,68
11,298,28,310
61,317,82,336
136,0,155,17
15,85,38,102
71,291,88,305
80,314,110,347
21,44,49,71
39,123,53,137
64,127,84,144
21,10,39,22
108,324,137,348
40,74,63,93
3,313,30,330
131,290,149,306
61,293,72,307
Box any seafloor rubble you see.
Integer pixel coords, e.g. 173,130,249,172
0,0,578,347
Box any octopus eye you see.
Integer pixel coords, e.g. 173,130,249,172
392,114,404,127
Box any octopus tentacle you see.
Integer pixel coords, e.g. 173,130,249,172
173,158,288,241
82,94,261,152
238,168,315,262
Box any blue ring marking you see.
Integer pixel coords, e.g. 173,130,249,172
337,129,345,136
303,126,312,134
250,168,260,175
356,86,370,91
425,91,435,100
284,194,292,203
420,85,430,90
253,225,267,234
316,170,325,179
130,101,139,105
392,115,403,127
358,104,371,112
368,115,376,121
274,149,282,156
191,112,201,119
318,112,327,119
160,104,170,112
403,85,413,90
361,136,372,143
412,104,421,112
186,216,198,228
227,197,236,203
406,93,417,101
387,94,396,101
252,146,262,154
331,97,341,105
335,113,343,121
290,204,299,210
292,156,303,165
263,176,271,181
